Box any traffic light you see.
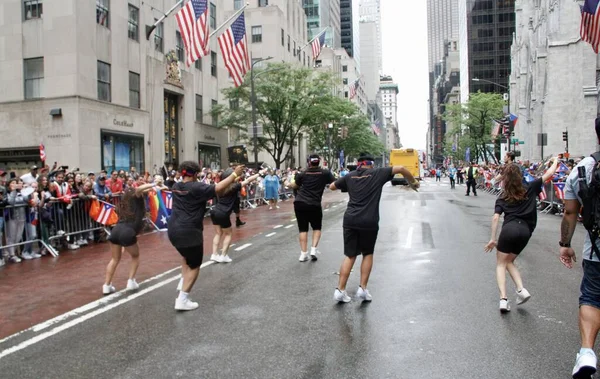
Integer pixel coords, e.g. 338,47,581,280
342,127,349,139
562,131,568,142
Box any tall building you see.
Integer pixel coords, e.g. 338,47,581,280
359,19,380,101
340,0,354,57
459,0,516,96
427,0,459,74
379,75,400,151
358,0,381,72
302,0,341,49
0,0,310,173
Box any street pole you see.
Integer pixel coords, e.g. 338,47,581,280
251,59,258,169
507,94,511,153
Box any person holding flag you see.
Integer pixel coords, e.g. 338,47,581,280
102,182,156,295
484,157,559,312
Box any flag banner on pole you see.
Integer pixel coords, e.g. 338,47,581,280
465,147,471,162
39,143,46,162
217,12,250,87
176,0,209,67
581,0,600,53
161,190,173,216
148,190,170,228
554,182,566,200
349,79,359,99
539,184,547,201
89,200,118,226
311,31,326,60
509,113,518,126
491,121,501,138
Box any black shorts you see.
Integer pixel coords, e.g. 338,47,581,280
343,228,378,258
175,244,204,269
107,223,138,247
294,203,323,232
497,220,532,255
211,210,232,229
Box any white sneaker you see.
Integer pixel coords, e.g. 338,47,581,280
175,298,199,311
67,243,79,250
269,206,273,210
126,279,139,290
56,230,66,236
334,289,351,303
21,252,33,260
9,256,22,263
102,284,116,295
356,286,373,302
31,252,42,259
310,249,319,261
573,350,597,378
176,278,183,291
78,239,88,246
220,255,232,263
0,258,5,267
210,254,219,262
299,252,309,262
516,288,531,305
499,299,510,313
276,205,280,209
213,255,224,263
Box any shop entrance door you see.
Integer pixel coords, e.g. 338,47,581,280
164,93,179,169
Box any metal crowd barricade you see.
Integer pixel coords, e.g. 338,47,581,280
540,181,564,215
1,203,57,258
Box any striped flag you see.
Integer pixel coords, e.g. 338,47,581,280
311,31,326,60
349,79,359,99
581,0,600,53
176,0,209,67
491,121,501,139
217,13,250,87
39,142,46,162
89,200,118,226
539,184,547,201
161,190,173,215
554,182,566,200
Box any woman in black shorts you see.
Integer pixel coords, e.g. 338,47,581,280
168,161,244,311
210,168,262,263
103,183,155,295
485,157,559,312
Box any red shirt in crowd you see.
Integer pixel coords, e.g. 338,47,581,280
106,178,124,194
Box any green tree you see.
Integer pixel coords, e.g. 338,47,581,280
305,96,385,169
443,91,504,164
212,63,337,169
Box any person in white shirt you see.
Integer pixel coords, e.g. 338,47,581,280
20,166,39,185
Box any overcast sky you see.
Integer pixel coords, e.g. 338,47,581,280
380,0,428,150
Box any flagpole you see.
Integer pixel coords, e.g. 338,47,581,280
146,0,184,40
209,4,248,39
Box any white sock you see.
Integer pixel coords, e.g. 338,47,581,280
311,247,317,253
580,347,595,355
177,291,189,301
301,251,307,255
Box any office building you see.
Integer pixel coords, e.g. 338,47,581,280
427,0,459,74
302,0,341,49
340,0,354,57
379,75,400,151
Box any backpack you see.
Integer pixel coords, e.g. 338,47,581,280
578,152,600,259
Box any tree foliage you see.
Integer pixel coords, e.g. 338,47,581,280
443,91,505,164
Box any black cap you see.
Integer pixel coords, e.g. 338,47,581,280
357,152,374,162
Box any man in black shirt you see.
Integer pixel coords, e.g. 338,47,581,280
329,153,419,303
285,154,335,262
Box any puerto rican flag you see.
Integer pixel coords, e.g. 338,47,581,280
96,202,117,225
161,190,173,215
539,184,547,201
554,182,566,200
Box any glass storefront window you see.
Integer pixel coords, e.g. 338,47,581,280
101,131,144,173
198,144,221,171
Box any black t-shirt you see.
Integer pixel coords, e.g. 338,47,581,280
117,195,146,233
294,168,335,208
494,177,542,233
165,179,176,189
213,184,241,214
333,167,393,230
168,181,216,247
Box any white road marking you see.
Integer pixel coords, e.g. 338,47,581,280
404,227,414,249
0,273,183,359
324,209,330,212
290,218,297,222
412,201,416,207
266,232,276,237
234,243,252,251
273,225,284,229
285,225,294,229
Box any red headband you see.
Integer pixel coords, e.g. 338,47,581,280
181,169,196,177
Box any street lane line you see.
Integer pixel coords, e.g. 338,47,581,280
290,218,296,222
266,232,276,237
0,274,182,360
324,209,330,212
235,243,252,251
285,225,293,229
273,225,284,229
412,201,416,207
404,227,414,248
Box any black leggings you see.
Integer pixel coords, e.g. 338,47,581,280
176,245,204,269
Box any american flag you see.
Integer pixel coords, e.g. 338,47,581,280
491,120,501,139
311,31,326,60
554,182,566,200
96,202,117,225
176,0,209,67
349,79,359,99
371,118,382,136
39,142,46,162
217,13,250,87
581,0,600,53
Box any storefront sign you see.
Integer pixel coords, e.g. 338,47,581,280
113,119,134,127
204,135,216,141
0,147,40,162
47,133,72,139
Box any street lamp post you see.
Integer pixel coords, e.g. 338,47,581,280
472,77,511,153
251,55,273,168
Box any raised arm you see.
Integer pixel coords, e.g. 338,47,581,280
242,171,263,187
541,157,559,183
392,166,419,190
134,183,156,197
215,165,244,195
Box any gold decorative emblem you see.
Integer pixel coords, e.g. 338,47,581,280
165,50,183,88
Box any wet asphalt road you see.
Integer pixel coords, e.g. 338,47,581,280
0,178,590,379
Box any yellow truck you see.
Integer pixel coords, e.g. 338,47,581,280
390,148,421,186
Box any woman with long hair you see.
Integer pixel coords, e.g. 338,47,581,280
168,161,244,311
485,158,559,312
37,175,52,255
102,182,155,295
210,169,263,263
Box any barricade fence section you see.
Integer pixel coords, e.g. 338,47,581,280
1,203,56,259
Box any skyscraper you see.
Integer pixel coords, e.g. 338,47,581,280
359,0,381,71
426,0,459,74
303,0,342,48
340,0,353,57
